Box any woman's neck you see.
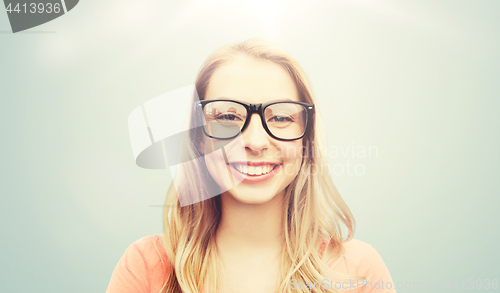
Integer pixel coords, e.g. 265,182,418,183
215,190,285,252
213,191,286,293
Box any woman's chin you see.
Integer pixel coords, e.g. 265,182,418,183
223,189,280,205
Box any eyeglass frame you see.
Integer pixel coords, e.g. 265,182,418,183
195,99,315,141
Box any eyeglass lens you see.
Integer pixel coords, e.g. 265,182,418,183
202,101,307,140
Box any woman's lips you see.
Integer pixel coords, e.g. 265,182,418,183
228,162,281,183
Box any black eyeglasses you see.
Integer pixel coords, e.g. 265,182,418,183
195,99,315,141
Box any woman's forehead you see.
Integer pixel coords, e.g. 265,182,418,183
204,56,300,104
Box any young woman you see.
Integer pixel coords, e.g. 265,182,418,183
107,39,396,293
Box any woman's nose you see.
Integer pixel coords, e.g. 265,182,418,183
243,113,270,153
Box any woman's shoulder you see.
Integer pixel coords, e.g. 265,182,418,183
342,238,383,267
128,234,168,263
106,234,168,293
326,238,396,292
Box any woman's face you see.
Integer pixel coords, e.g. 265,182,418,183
202,55,304,204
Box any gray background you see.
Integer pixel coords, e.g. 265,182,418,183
1,0,499,292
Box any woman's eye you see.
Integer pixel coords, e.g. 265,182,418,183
216,114,242,121
269,115,293,123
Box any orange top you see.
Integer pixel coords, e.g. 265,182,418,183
106,235,396,293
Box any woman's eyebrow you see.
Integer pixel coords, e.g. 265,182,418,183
210,97,296,103
235,98,297,102
271,98,293,102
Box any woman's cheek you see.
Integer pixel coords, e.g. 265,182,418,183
203,138,246,193
204,151,230,192
282,141,303,176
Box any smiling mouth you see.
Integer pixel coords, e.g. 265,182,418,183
228,163,280,176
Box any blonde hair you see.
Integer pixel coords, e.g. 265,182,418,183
160,38,356,293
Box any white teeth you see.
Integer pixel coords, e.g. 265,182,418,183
232,164,276,175
255,167,262,175
248,166,255,175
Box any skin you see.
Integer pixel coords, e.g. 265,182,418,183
202,55,304,293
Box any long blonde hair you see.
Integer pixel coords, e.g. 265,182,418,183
160,38,356,293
